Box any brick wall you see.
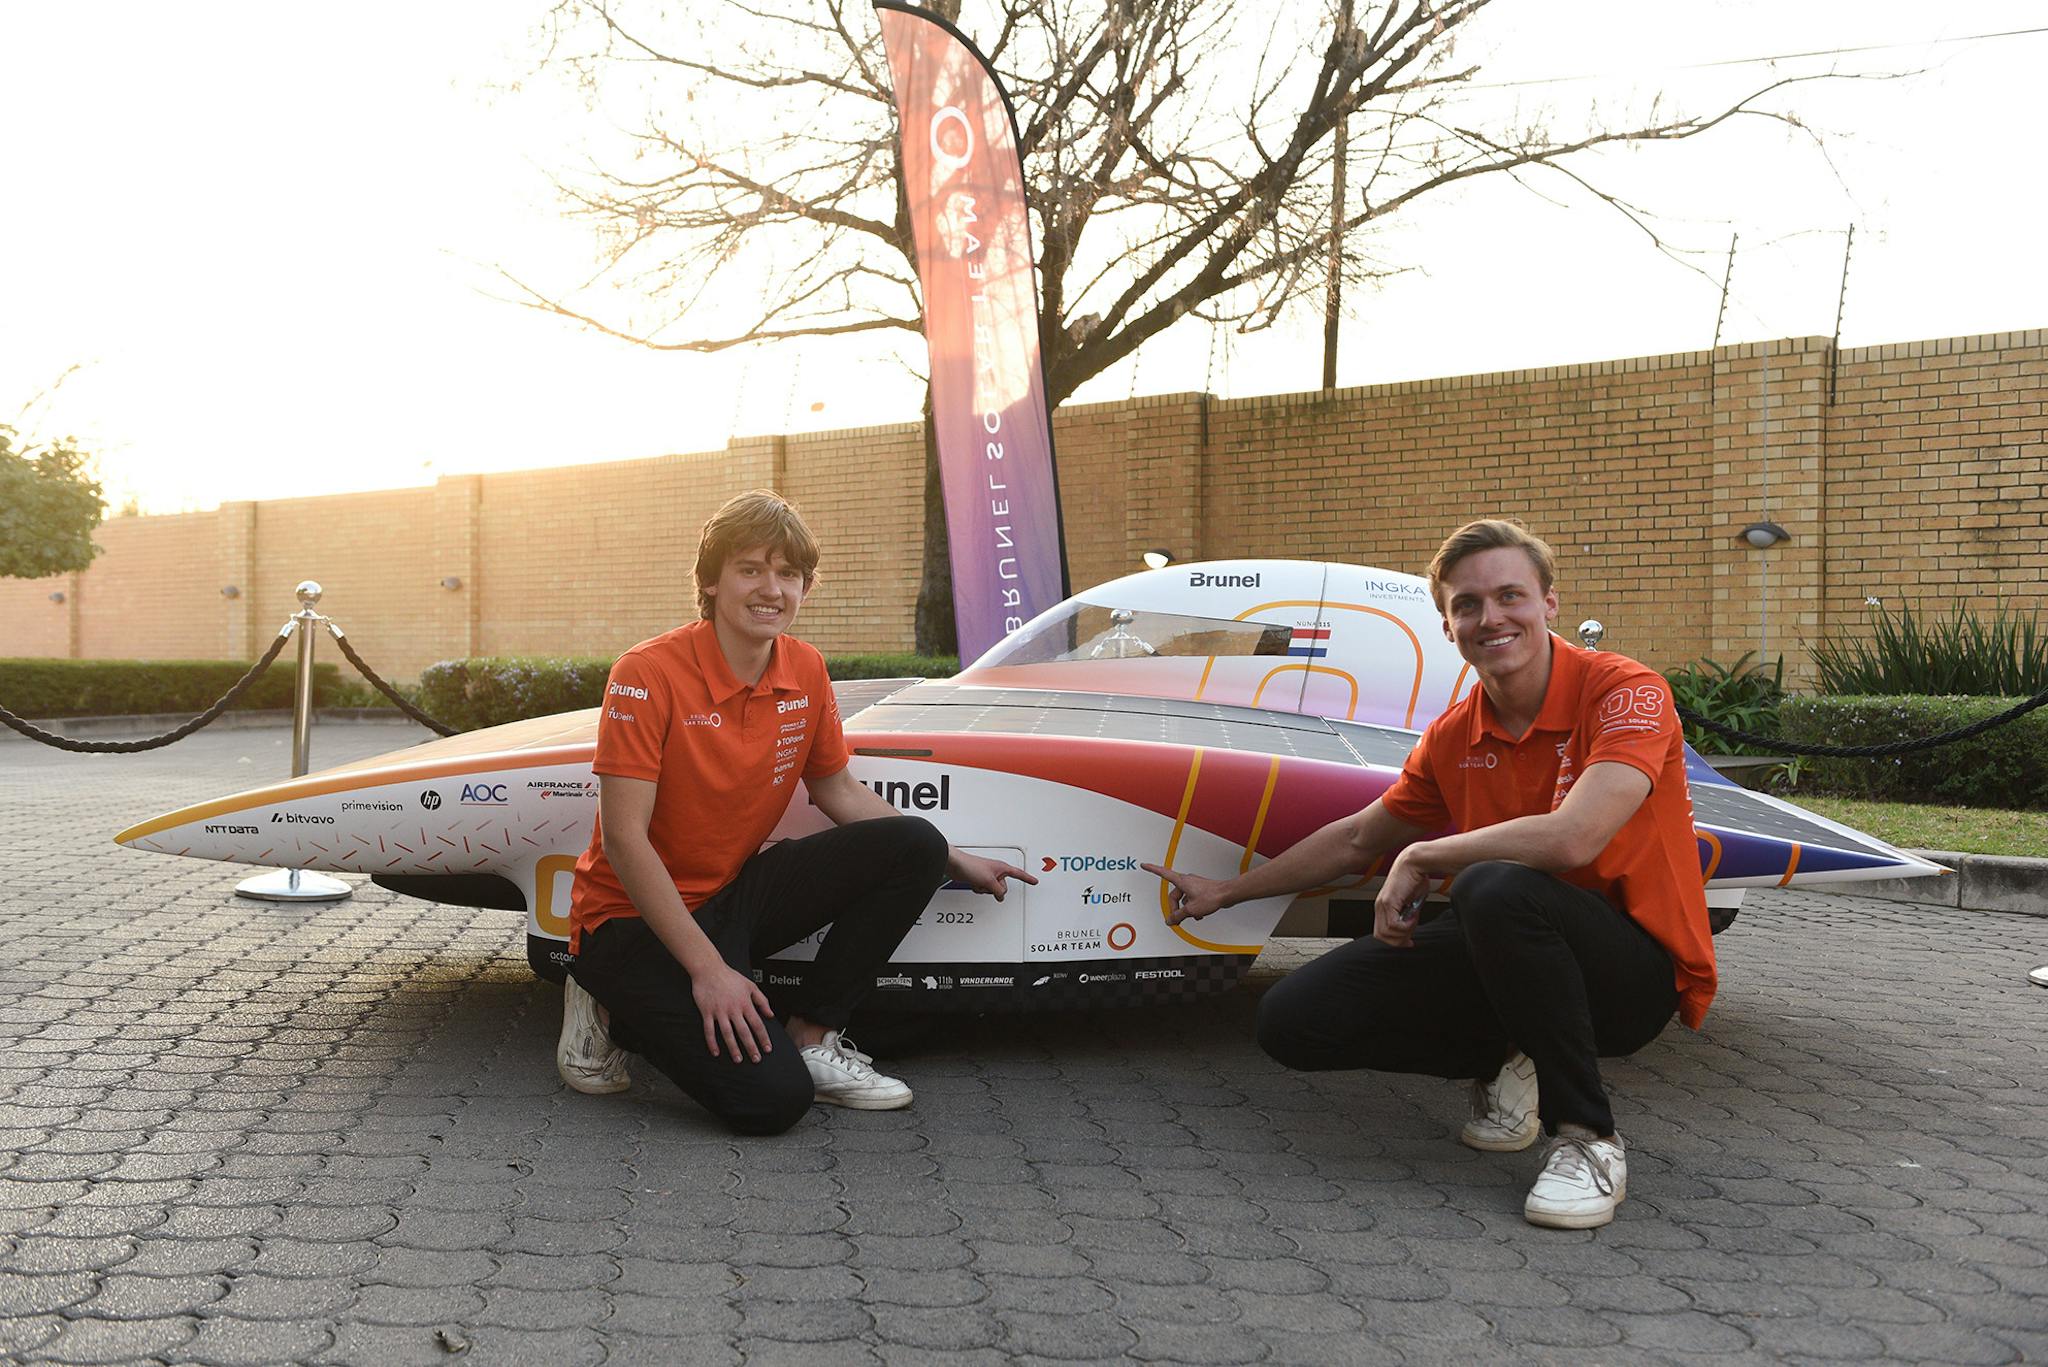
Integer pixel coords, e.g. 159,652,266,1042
4,328,2042,690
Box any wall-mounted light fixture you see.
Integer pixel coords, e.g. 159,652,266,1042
440,576,463,591
47,591,66,605
220,585,240,599
1737,521,1790,549
1141,549,1173,571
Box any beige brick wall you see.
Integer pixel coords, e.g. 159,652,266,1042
4,327,2042,692
75,511,230,660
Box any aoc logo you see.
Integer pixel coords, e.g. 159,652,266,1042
461,783,508,805
419,790,443,810
608,681,649,700
1190,571,1259,589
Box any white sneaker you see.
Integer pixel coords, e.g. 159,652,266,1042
1461,1051,1540,1152
1524,1128,1626,1229
801,1030,912,1110
557,975,630,1095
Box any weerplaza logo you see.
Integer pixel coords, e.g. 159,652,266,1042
270,812,334,825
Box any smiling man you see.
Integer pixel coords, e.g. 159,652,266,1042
1145,519,1714,1228
557,489,1032,1134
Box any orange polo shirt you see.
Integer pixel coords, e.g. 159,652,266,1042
1380,634,1716,1028
568,620,849,949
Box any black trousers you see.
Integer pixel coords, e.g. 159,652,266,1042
571,816,948,1135
1256,861,1678,1136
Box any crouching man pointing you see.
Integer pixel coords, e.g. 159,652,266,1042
1146,520,1715,1228
558,490,1032,1133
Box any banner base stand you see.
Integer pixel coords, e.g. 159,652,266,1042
236,868,353,902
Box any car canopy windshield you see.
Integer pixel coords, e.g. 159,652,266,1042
976,603,1292,666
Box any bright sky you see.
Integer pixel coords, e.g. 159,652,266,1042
3,2,2044,514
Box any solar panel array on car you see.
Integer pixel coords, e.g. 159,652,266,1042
1688,783,1901,857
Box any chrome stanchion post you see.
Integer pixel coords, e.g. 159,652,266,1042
237,581,353,903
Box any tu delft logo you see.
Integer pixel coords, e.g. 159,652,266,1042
419,790,443,810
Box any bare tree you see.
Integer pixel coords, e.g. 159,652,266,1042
506,0,1846,652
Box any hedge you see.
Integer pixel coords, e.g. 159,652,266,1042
0,658,352,720
415,652,959,732
1781,695,2048,810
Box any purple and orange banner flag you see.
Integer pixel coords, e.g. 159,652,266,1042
874,1,1068,664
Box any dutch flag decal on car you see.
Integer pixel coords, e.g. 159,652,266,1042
1288,624,1331,658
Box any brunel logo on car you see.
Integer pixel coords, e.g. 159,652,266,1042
1190,571,1259,588
813,774,952,812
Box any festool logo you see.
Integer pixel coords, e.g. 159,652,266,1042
1190,571,1259,588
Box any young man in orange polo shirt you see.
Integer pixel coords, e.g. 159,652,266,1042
1146,519,1714,1228
558,490,1033,1134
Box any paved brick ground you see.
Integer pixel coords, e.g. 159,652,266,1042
2,723,2044,1365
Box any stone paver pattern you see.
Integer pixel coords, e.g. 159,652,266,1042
1,723,2045,1364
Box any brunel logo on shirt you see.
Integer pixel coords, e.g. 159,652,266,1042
778,696,809,714
608,681,649,700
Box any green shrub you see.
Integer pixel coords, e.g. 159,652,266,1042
414,656,614,732
0,658,347,719
1781,695,2048,810
1664,652,1785,756
414,652,958,731
1811,601,2048,697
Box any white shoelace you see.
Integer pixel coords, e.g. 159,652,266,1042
1542,1135,1616,1196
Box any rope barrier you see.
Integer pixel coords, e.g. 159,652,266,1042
0,628,297,753
325,624,460,737
1678,686,2048,758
